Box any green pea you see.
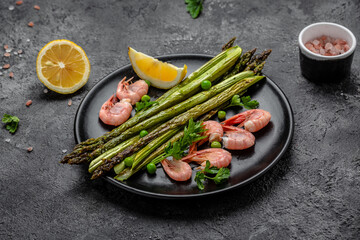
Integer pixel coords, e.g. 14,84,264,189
146,162,157,174
140,130,148,138
218,110,226,120
141,95,151,102
201,80,212,90
124,157,134,167
145,80,151,86
211,141,222,148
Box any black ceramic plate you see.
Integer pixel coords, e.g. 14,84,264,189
74,54,294,199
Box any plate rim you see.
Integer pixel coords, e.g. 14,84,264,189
74,53,294,199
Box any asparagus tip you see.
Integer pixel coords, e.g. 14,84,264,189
221,37,237,51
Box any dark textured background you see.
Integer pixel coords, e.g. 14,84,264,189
1,0,359,239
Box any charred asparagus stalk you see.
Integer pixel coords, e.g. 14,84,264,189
91,75,264,179
62,46,242,163
84,71,254,164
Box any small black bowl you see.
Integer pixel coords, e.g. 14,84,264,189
298,22,356,83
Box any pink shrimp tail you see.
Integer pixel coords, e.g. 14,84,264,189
188,143,197,154
182,148,232,169
221,113,246,126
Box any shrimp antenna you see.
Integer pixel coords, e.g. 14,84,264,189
126,76,134,84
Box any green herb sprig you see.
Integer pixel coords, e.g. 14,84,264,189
226,95,259,110
152,118,206,164
135,100,158,112
185,0,203,19
195,160,230,190
2,114,20,133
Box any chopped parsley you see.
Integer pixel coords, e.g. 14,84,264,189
2,114,19,133
195,160,230,190
185,0,203,19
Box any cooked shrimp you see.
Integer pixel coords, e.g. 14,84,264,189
182,148,232,169
161,158,192,181
222,125,255,150
201,120,224,143
222,109,271,132
189,120,224,154
99,94,132,126
116,76,149,105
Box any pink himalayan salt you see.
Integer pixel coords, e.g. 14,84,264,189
305,35,350,56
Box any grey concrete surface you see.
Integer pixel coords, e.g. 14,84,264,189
0,0,359,239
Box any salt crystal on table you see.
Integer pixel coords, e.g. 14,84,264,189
5,139,10,143
9,5,14,11
14,52,18,56
62,149,67,153
43,89,48,93
26,39,30,42
0,72,3,76
6,49,12,53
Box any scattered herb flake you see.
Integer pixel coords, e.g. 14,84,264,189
135,100,157,112
185,0,203,19
2,114,20,133
226,95,259,109
241,96,259,109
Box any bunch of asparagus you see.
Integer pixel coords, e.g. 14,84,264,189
61,39,271,182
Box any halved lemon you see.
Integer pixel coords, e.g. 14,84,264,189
128,47,187,89
36,39,90,94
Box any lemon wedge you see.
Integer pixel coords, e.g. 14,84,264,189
36,39,90,94
128,47,187,89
